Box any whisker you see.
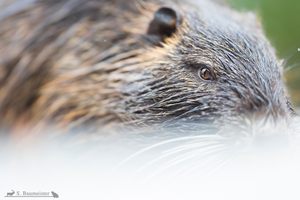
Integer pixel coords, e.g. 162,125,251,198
285,62,300,72
135,142,226,173
174,150,230,176
114,134,224,170
180,148,237,176
142,146,228,181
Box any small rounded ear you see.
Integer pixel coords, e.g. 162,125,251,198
147,7,181,42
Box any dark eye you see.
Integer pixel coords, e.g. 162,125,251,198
198,67,214,81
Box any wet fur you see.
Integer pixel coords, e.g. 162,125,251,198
0,0,294,131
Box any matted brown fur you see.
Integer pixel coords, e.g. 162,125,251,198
0,0,294,132
0,0,157,128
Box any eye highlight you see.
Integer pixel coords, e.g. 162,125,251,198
198,67,215,81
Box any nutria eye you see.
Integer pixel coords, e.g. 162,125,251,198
198,67,214,81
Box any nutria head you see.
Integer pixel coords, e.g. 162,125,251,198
115,2,294,127
0,0,294,130
142,3,291,123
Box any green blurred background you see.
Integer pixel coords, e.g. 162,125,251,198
229,0,300,106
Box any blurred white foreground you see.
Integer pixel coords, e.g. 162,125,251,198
1,117,300,200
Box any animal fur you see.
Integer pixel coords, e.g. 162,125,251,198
0,0,294,132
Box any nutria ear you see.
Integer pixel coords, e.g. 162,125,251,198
147,7,181,42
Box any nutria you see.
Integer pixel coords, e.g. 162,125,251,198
0,0,295,131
